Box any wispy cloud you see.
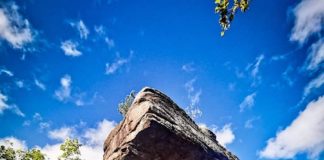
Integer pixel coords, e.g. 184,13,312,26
105,58,128,75
54,75,93,106
282,65,295,87
15,80,24,88
60,40,82,57
290,0,324,44
93,25,115,49
244,117,260,129
105,52,132,75
23,112,50,130
251,54,265,78
244,54,265,86
94,25,105,36
54,74,72,101
304,38,324,71
260,96,324,159
0,69,14,77
105,37,115,49
304,73,324,97
8,104,24,117
239,92,256,112
0,91,24,117
70,20,89,39
33,112,43,121
39,122,51,130
184,78,202,119
182,63,195,73
0,2,34,48
34,78,46,90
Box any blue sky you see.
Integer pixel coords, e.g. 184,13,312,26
0,0,324,159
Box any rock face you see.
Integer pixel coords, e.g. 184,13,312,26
103,87,239,160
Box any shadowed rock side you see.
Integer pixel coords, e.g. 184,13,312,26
103,87,239,160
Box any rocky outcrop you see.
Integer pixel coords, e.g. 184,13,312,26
103,87,238,160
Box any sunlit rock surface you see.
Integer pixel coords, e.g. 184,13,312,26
103,87,238,160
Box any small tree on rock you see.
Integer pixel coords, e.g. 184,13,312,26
118,91,136,116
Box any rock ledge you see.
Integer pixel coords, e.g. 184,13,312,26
103,87,238,160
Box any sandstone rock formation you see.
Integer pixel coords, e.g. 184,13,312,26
104,87,239,160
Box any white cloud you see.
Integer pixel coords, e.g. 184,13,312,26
105,58,127,74
185,78,196,93
33,112,43,121
198,123,235,148
251,54,264,78
15,80,24,88
9,104,25,117
304,73,324,97
105,37,115,49
0,92,9,114
70,20,89,39
94,25,105,36
244,119,254,129
304,39,324,71
239,92,256,112
182,63,195,72
290,0,324,44
105,53,132,75
0,91,24,117
0,69,13,76
75,99,84,106
0,2,34,48
34,78,46,90
54,75,91,106
60,40,82,57
0,136,27,150
245,54,264,86
41,143,61,160
260,96,324,159
215,124,235,147
43,119,116,159
282,65,295,87
244,117,260,129
83,119,116,147
1,119,117,160
22,120,31,126
54,75,72,101
39,122,50,130
48,127,75,142
184,78,202,119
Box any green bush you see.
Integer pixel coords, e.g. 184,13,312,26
118,91,136,116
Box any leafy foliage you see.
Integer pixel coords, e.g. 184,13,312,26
59,138,82,160
1,138,83,160
23,149,45,160
118,91,136,116
215,0,249,36
0,142,45,160
0,144,16,160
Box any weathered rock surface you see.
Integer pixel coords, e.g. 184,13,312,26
103,87,239,160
